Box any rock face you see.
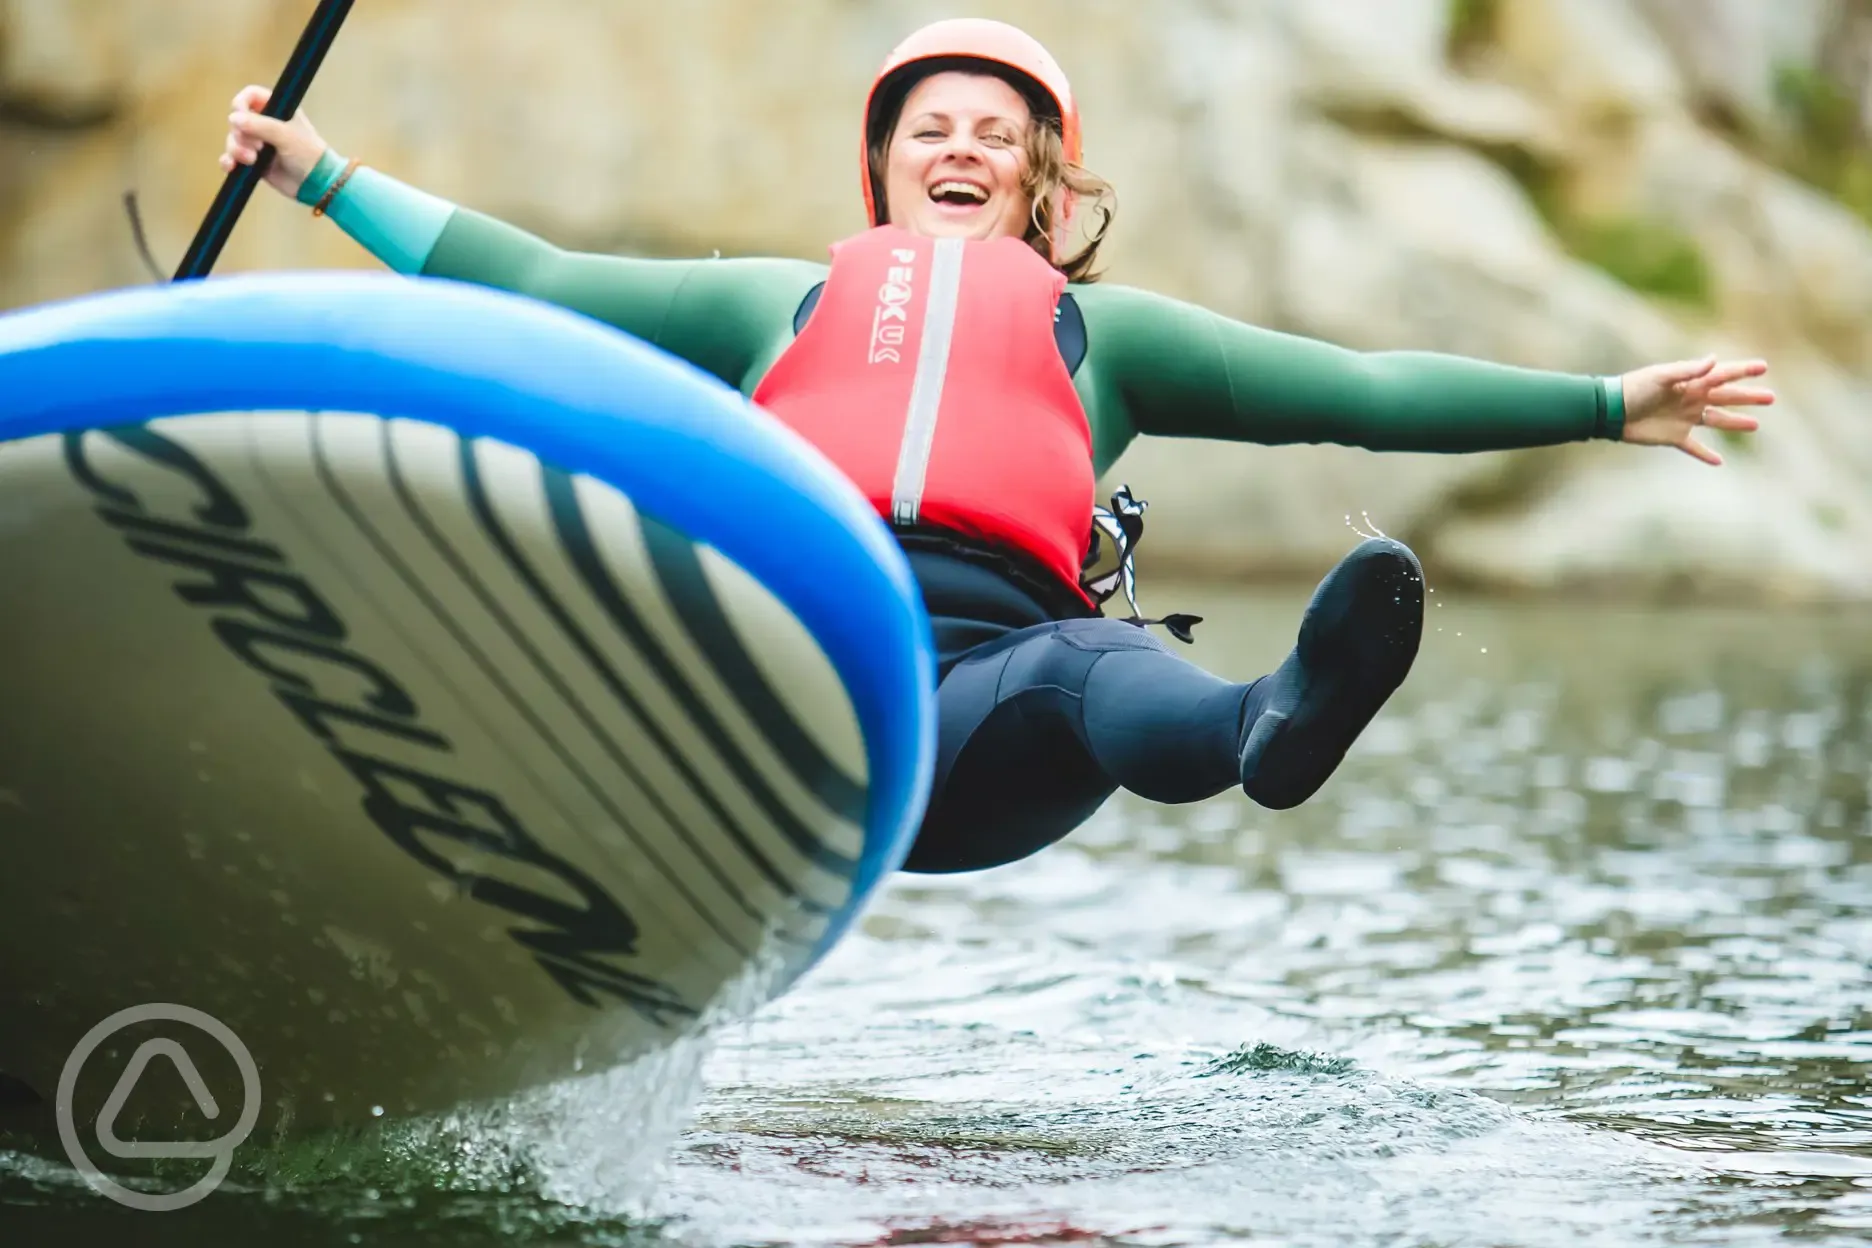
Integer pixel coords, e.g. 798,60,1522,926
3,0,1869,601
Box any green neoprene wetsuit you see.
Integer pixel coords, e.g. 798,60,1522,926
299,147,1625,478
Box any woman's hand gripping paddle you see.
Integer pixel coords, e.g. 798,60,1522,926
167,0,355,281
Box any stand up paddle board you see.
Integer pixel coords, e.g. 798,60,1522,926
0,272,933,1143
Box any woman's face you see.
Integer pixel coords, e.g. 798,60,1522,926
882,71,1034,243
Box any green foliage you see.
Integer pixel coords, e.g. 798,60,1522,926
1840,156,1872,224
1486,149,1716,309
1775,63,1858,152
1445,0,1501,62
1770,62,1872,226
1565,217,1714,308
1812,502,1848,531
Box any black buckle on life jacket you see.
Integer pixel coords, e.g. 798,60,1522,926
1081,484,1202,643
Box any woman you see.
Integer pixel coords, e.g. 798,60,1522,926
219,19,1770,873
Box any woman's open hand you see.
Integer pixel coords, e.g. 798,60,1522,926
219,84,328,200
1619,356,1773,466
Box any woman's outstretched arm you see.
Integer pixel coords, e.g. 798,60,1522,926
223,86,822,392
1072,283,1768,467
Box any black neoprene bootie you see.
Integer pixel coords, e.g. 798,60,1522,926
1237,537,1424,810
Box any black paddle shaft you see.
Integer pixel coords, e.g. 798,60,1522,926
172,0,355,281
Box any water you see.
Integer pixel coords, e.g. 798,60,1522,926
4,585,1869,1246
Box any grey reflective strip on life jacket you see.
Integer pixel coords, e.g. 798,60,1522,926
890,238,965,526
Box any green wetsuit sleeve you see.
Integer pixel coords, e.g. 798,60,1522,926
297,148,452,275
1071,283,1625,462
422,212,823,393
297,149,820,392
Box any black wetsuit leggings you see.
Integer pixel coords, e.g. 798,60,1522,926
899,537,1425,873
905,615,1250,872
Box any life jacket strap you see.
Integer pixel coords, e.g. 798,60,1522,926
1080,483,1201,643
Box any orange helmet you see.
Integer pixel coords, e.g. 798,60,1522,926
860,19,1081,246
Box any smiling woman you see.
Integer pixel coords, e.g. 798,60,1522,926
880,73,1040,245
215,17,1773,883
859,26,1117,281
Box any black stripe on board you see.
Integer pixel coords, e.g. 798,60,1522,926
536,467,863,879
635,512,868,827
457,439,854,902
370,420,830,936
298,414,779,954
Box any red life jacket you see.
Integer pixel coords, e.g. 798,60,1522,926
752,225,1097,606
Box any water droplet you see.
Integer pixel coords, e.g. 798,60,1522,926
1480,647,1488,654
371,1104,384,1117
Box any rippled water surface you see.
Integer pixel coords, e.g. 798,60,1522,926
5,585,1870,1246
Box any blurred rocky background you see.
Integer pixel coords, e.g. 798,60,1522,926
3,0,1870,603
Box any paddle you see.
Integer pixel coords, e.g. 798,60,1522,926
171,0,356,281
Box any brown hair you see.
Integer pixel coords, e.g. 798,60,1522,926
865,67,1116,283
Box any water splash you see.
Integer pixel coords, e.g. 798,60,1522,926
332,948,791,1216
1198,1041,1357,1077
0,938,796,1240
1344,511,1486,654
1344,510,1390,541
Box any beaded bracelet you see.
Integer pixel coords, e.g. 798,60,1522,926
311,157,362,218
